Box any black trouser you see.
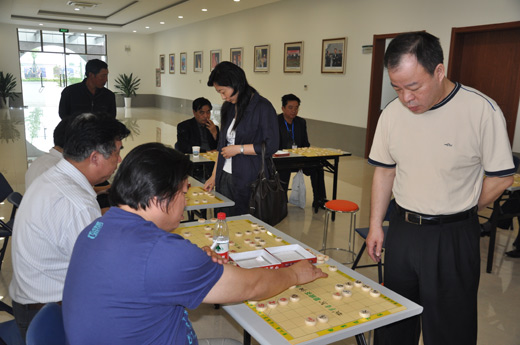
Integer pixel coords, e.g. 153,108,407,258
279,167,326,202
375,206,480,345
12,300,44,341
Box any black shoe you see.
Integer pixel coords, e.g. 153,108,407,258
312,200,320,214
505,249,520,258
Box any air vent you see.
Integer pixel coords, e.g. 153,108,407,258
66,1,99,9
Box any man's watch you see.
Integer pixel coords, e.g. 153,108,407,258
240,145,244,154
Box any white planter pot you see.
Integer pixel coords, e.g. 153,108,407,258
124,97,132,108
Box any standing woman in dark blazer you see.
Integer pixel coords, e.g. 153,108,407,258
204,62,279,216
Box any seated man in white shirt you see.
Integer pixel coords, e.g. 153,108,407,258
25,118,70,189
9,113,130,340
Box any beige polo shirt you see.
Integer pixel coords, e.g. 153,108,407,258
369,83,515,215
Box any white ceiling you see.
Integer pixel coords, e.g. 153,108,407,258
0,0,281,34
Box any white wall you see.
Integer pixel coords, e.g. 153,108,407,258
2,0,520,149
0,23,24,94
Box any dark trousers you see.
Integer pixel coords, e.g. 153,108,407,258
279,167,326,202
216,171,241,217
12,300,41,341
375,206,480,345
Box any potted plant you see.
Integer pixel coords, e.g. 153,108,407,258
0,72,18,109
114,73,141,108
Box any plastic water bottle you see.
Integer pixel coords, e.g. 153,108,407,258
213,212,229,259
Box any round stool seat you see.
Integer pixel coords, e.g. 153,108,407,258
324,200,359,213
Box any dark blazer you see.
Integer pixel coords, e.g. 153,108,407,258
58,79,116,119
215,93,279,214
277,114,311,149
175,118,219,153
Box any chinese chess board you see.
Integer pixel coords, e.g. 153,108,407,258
286,147,344,157
186,186,226,207
245,264,406,344
200,152,218,162
174,219,291,252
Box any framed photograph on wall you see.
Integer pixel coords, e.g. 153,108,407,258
321,37,346,73
180,52,187,74
169,53,175,74
254,44,270,72
284,41,303,73
194,51,203,72
155,68,161,87
210,49,221,71
159,54,165,74
230,47,243,68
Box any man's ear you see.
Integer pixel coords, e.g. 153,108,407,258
89,151,100,166
435,63,445,82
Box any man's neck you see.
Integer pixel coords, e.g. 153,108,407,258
85,78,97,95
283,115,293,124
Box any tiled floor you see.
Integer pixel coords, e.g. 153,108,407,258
0,106,519,344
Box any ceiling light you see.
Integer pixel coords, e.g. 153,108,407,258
39,23,43,26
178,15,183,19
67,1,99,9
234,0,240,2
160,22,165,24
202,8,208,12
133,30,137,33
145,26,150,29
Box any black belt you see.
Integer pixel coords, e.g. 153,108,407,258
14,301,62,310
396,204,476,225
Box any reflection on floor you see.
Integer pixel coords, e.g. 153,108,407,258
0,107,518,344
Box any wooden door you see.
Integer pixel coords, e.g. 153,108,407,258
448,21,520,145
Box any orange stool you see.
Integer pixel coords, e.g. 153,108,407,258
320,200,359,264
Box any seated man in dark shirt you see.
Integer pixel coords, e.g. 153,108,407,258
175,97,219,154
277,94,327,213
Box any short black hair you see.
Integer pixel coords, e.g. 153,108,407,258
109,143,192,211
384,31,444,75
281,94,301,107
53,117,72,148
192,97,212,112
207,61,256,130
85,59,108,78
63,113,130,162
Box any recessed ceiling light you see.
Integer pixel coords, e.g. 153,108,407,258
145,26,150,29
234,0,240,2
88,27,92,30
133,30,137,33
160,21,165,24
178,15,183,19
202,8,208,12
74,8,80,11
39,23,43,26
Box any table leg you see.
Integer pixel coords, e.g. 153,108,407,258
355,333,368,345
487,199,500,273
243,330,251,345
331,157,339,222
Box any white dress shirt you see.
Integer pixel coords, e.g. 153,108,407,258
25,148,63,189
9,159,101,304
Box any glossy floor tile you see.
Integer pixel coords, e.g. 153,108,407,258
0,107,518,344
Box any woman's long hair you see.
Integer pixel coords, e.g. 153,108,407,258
207,61,256,130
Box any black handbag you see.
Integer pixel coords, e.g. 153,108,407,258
249,143,288,226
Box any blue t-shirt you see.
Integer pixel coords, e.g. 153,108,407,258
63,207,224,345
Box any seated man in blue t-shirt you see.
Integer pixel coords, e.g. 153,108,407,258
62,142,327,345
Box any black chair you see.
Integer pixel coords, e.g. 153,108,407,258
0,173,22,271
351,199,395,284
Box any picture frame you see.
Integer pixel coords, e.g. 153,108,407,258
210,49,221,71
194,51,203,72
254,44,270,72
230,47,243,68
159,54,165,74
169,53,175,74
284,41,303,73
155,68,161,87
180,52,187,74
321,37,347,73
